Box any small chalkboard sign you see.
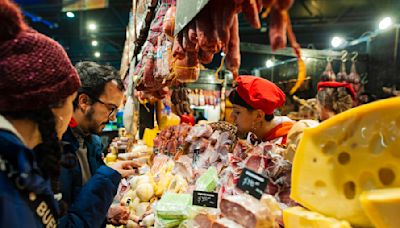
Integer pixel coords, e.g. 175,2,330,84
192,190,218,208
237,168,268,199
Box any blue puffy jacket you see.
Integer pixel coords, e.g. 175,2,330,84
0,129,121,228
60,127,106,207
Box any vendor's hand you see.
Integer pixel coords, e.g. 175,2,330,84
109,160,141,177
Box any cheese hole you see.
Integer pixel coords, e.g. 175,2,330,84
338,152,351,165
343,181,356,199
314,180,327,196
379,168,395,186
369,133,386,155
322,141,337,155
313,158,317,163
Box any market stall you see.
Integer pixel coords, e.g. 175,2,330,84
105,0,400,227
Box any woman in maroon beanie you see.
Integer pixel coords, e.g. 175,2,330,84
0,1,138,227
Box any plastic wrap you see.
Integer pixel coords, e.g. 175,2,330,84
185,124,213,142
195,166,218,192
220,194,276,228
156,193,192,220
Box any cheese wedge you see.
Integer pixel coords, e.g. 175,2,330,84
291,97,400,226
283,207,352,228
360,188,400,228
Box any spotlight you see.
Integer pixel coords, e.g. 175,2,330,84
331,36,345,48
379,17,393,30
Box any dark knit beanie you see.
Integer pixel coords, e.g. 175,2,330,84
0,0,81,112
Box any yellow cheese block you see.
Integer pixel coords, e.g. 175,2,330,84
360,188,400,228
291,97,400,226
283,207,352,228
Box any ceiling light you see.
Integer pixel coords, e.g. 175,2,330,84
379,17,393,30
94,51,100,58
66,12,75,18
266,59,274,68
88,22,97,31
331,36,345,48
91,40,98,47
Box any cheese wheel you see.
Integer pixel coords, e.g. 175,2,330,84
291,97,400,226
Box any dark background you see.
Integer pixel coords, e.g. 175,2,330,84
15,0,400,97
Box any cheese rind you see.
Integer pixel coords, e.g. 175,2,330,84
291,97,400,226
283,207,352,228
360,188,400,228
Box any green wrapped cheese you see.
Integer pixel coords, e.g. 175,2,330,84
156,217,183,228
156,193,192,220
195,166,218,192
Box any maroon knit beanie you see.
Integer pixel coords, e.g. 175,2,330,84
0,0,81,112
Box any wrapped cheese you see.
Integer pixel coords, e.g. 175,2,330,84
156,193,192,220
195,166,218,192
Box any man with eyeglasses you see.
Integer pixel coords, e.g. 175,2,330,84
60,61,132,226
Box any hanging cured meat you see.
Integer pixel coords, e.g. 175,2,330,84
136,0,304,98
169,0,303,84
320,58,336,82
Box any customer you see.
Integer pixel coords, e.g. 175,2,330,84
316,81,355,121
0,1,138,227
229,76,294,144
60,61,127,224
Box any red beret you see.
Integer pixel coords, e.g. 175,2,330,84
317,81,356,100
236,75,286,115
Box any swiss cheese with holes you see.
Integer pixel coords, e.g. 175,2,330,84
291,97,400,226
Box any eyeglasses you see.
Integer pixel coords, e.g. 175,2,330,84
88,95,118,119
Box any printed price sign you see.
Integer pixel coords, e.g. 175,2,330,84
192,190,218,208
237,168,268,199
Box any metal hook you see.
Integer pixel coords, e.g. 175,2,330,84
341,50,348,62
327,56,333,62
351,52,359,62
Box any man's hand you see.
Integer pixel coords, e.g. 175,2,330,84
109,160,141,177
107,203,130,225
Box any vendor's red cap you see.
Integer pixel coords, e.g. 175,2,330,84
317,81,356,100
236,75,286,115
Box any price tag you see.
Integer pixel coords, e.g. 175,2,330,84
237,168,268,199
192,190,218,208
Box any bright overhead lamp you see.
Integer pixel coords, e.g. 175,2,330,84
379,17,393,30
66,12,75,18
331,36,345,48
91,40,98,47
266,59,274,68
88,22,97,31
94,51,100,58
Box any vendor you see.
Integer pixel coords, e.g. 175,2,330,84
180,112,195,126
316,81,355,121
229,76,294,144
